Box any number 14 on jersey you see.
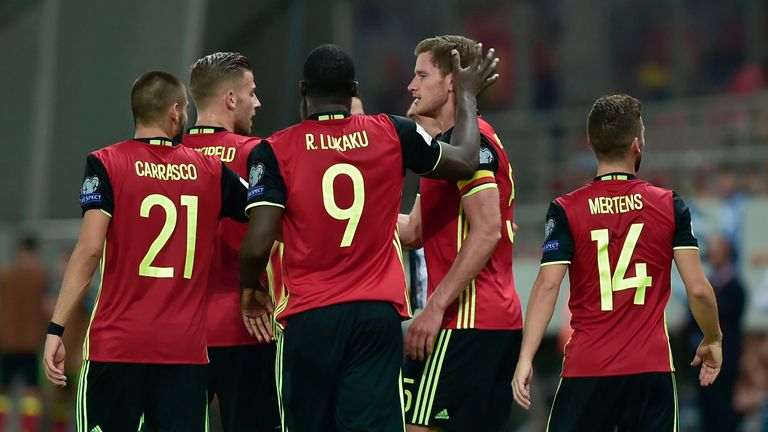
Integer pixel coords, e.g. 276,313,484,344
591,223,653,311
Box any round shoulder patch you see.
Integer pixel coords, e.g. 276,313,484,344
544,217,556,240
81,176,100,194
479,146,495,165
249,163,265,187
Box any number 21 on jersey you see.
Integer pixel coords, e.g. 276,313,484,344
138,194,198,279
591,223,652,311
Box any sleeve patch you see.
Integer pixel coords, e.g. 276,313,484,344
543,240,559,252
80,176,103,205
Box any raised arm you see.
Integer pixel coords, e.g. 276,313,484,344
428,45,499,180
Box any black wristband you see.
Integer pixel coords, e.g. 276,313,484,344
47,321,65,337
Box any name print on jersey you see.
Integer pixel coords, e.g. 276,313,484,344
304,130,369,152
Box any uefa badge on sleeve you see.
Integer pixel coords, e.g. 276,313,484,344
247,163,266,200
79,176,103,205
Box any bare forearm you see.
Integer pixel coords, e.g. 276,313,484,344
688,284,722,342
451,91,480,162
519,278,560,360
428,230,498,311
51,244,101,325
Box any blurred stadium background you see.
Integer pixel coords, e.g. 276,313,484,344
0,0,767,430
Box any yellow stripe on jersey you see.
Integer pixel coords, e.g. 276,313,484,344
462,183,497,199
273,243,290,325
317,114,346,121
663,312,675,372
188,128,216,135
456,170,494,191
392,228,411,317
506,220,515,243
83,240,107,360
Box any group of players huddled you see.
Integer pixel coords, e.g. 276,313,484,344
41,35,723,432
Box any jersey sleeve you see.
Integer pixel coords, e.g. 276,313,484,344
245,141,286,216
79,154,114,217
672,191,699,250
457,135,500,198
220,162,248,222
387,115,442,175
541,201,574,266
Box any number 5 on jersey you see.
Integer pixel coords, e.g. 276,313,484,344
322,164,365,248
591,223,652,311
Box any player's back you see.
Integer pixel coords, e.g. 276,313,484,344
555,175,679,376
84,139,226,363
260,114,410,323
183,128,260,346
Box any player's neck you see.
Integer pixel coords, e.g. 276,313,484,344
135,126,172,140
595,161,636,177
194,112,233,132
306,102,350,118
435,100,456,133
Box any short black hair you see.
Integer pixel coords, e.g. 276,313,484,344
303,44,355,97
131,71,186,126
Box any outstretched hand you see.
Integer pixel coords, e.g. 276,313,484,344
242,287,275,343
451,43,500,96
691,337,722,386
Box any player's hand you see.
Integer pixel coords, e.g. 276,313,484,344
405,302,444,361
691,337,722,386
43,335,67,387
512,357,533,410
241,287,274,343
451,43,500,96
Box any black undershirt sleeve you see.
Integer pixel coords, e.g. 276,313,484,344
672,191,699,249
79,154,114,216
388,115,442,175
245,141,287,216
540,201,574,265
220,163,248,222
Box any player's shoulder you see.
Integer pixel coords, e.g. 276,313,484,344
478,115,498,137
89,139,139,161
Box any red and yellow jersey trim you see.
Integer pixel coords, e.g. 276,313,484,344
457,170,496,197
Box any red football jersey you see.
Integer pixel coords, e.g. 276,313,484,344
420,118,522,330
246,112,442,324
183,127,261,347
79,138,246,364
541,173,698,376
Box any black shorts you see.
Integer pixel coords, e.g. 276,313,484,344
0,353,38,387
276,301,404,432
208,344,279,431
547,372,679,432
75,360,207,432
402,328,521,432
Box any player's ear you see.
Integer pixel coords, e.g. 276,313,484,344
350,81,358,98
226,89,236,111
447,72,454,92
299,81,308,97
